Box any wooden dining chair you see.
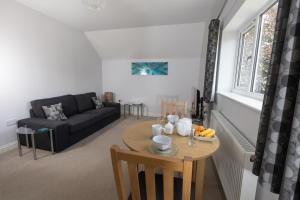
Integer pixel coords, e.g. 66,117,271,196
161,99,188,119
110,145,194,200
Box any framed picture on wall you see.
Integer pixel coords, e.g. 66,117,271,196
131,62,168,75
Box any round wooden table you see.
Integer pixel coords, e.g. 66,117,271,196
122,120,220,200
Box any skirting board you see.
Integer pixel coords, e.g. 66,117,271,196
0,141,17,154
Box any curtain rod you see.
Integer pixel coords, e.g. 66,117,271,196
217,0,228,19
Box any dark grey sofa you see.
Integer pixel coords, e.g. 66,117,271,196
18,92,120,152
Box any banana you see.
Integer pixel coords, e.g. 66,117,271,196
205,129,215,138
199,128,212,137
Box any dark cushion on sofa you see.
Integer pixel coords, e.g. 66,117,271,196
31,95,78,118
74,92,96,113
66,114,99,133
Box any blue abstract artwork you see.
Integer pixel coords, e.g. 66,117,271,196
131,62,168,75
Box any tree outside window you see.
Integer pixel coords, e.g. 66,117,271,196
235,2,278,96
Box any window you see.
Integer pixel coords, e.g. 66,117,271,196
234,2,278,96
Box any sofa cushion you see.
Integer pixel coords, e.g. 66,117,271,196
74,92,96,113
91,97,104,109
66,114,99,133
42,103,68,121
83,107,118,119
31,95,78,118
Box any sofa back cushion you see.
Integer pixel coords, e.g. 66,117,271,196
31,95,78,118
74,92,97,113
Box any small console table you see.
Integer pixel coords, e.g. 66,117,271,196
123,102,144,119
16,127,54,160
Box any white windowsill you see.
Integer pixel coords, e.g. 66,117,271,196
217,91,263,112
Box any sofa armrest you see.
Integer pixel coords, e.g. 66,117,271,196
103,102,121,110
18,118,67,129
103,102,121,118
18,118,70,152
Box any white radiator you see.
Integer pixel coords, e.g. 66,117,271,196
210,110,257,200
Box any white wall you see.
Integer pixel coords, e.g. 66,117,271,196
0,0,102,149
215,94,260,146
102,58,203,116
95,23,208,117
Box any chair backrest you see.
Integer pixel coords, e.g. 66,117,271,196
161,99,188,118
110,145,193,200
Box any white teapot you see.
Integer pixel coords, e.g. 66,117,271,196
176,118,192,136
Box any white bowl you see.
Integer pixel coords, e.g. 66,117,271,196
167,115,179,124
152,135,172,151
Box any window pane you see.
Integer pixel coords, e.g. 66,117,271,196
237,26,256,89
254,3,278,94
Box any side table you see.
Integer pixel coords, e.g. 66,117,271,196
123,102,144,119
16,127,54,160
131,103,144,119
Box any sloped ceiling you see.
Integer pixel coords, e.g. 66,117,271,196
85,23,207,59
16,0,227,59
17,0,225,31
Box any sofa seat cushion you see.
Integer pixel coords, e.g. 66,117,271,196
83,107,118,118
66,114,100,133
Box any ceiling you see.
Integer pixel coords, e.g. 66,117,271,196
85,23,206,59
17,0,225,31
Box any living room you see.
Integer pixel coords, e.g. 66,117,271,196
0,0,299,200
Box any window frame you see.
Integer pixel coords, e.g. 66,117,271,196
232,0,278,100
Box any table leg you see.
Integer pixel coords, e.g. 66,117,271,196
25,134,29,148
141,104,144,117
195,159,206,200
50,129,55,154
123,104,126,118
31,134,37,160
129,105,131,116
17,134,22,156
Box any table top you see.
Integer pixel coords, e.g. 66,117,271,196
123,102,143,105
122,120,220,160
16,127,35,135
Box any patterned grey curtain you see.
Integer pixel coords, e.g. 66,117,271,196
203,19,220,103
252,0,300,199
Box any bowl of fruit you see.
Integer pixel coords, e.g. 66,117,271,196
193,125,217,142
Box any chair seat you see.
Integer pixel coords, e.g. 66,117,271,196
128,172,195,200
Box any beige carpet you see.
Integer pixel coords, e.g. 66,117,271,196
0,118,225,200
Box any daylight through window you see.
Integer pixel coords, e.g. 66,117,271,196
235,2,278,95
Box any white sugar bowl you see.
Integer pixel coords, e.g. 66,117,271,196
152,135,172,151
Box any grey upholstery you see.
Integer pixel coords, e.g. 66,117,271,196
66,114,101,133
18,92,121,152
31,95,78,118
83,107,118,118
74,92,96,113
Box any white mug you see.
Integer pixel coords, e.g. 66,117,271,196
152,124,164,137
